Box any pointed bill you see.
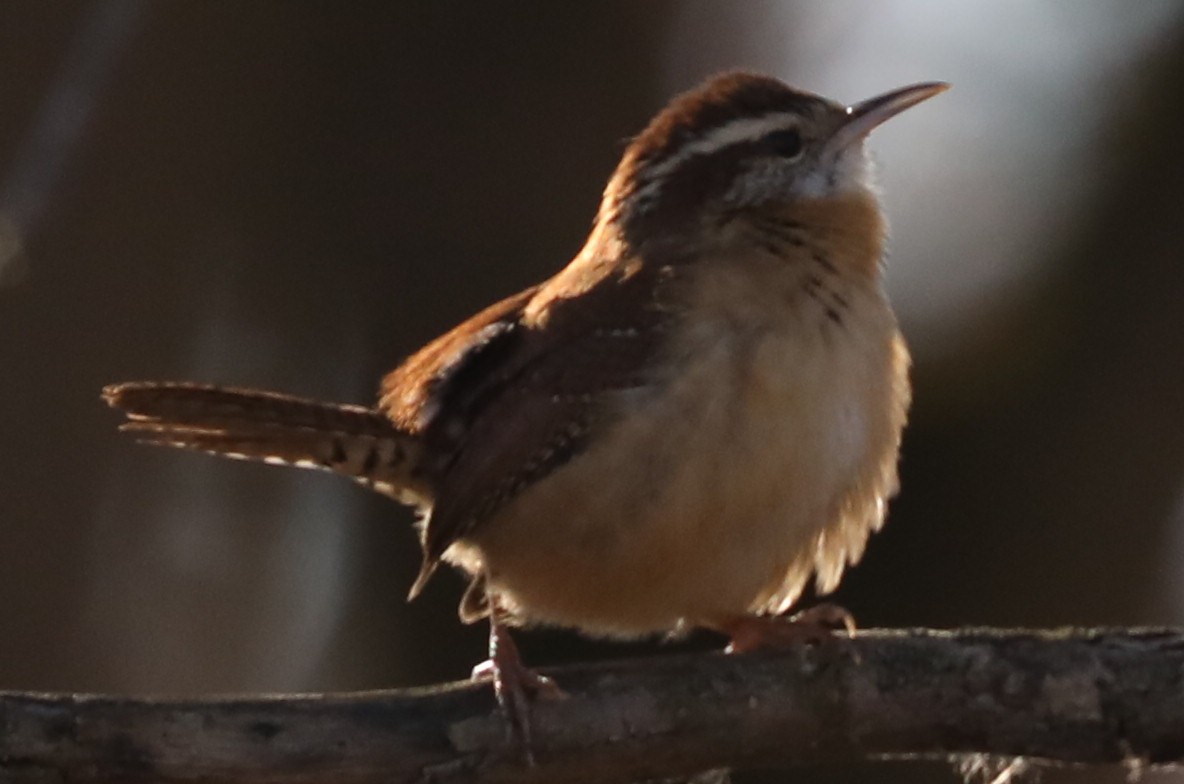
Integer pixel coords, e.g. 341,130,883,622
829,82,949,152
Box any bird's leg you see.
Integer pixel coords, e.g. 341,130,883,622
470,600,563,762
717,603,856,654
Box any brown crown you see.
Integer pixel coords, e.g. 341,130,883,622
600,72,834,248
623,72,826,175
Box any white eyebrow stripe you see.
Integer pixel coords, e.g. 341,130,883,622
626,113,800,205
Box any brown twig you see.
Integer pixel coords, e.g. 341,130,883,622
2,628,1183,783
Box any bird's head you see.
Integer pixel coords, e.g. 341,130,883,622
597,72,947,252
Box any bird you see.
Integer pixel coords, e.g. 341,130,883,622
104,71,946,745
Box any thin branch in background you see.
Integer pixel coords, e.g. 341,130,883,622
0,0,146,287
1,628,1182,783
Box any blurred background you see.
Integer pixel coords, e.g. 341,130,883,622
2,2,1183,782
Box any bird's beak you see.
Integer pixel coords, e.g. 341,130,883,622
828,82,949,152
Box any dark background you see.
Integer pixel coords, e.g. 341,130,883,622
2,3,1183,783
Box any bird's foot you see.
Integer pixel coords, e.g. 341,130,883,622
720,602,855,654
471,617,564,764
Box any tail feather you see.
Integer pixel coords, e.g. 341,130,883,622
103,382,429,503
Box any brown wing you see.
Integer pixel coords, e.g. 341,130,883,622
383,256,674,587
380,286,539,440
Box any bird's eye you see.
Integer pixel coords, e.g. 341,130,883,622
763,128,803,159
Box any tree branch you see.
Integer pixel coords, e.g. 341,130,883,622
2,628,1182,783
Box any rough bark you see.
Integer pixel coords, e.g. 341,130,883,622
2,628,1181,783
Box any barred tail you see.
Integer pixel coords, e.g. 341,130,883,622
103,381,428,504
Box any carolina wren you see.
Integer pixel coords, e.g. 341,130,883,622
105,71,945,718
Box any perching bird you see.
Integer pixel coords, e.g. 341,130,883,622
105,71,945,744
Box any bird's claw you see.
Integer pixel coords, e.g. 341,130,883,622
473,616,565,764
721,602,856,654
